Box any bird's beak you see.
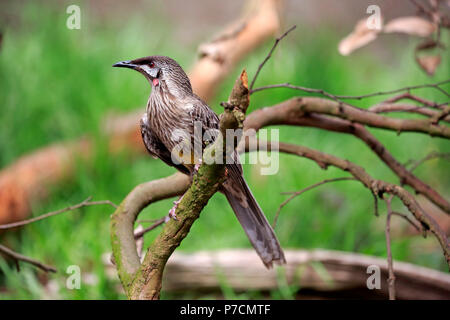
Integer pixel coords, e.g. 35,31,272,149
112,60,138,70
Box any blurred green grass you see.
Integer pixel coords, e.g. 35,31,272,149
0,2,449,299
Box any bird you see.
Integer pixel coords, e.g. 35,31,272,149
113,55,285,268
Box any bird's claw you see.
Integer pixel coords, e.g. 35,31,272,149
167,208,178,221
167,209,178,221
194,162,201,173
167,196,184,221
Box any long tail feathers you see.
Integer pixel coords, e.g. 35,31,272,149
221,165,286,268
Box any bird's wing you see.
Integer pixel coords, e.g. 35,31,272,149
140,113,190,175
189,96,243,171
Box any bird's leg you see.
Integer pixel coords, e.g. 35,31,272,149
167,194,185,221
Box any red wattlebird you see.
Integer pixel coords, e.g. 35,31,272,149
113,56,285,268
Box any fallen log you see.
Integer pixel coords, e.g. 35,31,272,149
160,249,450,300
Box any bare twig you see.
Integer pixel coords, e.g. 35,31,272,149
380,92,446,109
249,25,296,90
0,197,117,230
0,244,57,273
391,211,424,234
266,141,450,265
209,22,247,43
408,151,450,172
410,0,435,19
431,106,450,124
133,217,166,239
385,195,396,300
274,177,357,228
370,104,450,122
250,79,450,100
135,218,165,224
250,82,350,104
87,200,118,209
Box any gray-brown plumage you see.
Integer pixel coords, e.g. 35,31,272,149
113,55,285,268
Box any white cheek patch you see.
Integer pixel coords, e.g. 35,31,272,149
140,65,158,79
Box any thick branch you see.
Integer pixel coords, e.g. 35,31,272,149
110,173,190,293
244,97,450,214
294,97,450,138
134,217,166,239
249,25,296,90
391,211,424,234
245,96,450,138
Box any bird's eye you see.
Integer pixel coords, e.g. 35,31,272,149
149,62,155,68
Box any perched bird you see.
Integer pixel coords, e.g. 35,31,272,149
113,56,285,268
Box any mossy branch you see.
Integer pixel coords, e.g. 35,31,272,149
110,173,190,293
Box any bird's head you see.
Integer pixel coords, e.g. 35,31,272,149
113,55,192,97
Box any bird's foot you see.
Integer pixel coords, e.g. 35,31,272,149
167,205,178,221
166,194,185,221
193,160,202,174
